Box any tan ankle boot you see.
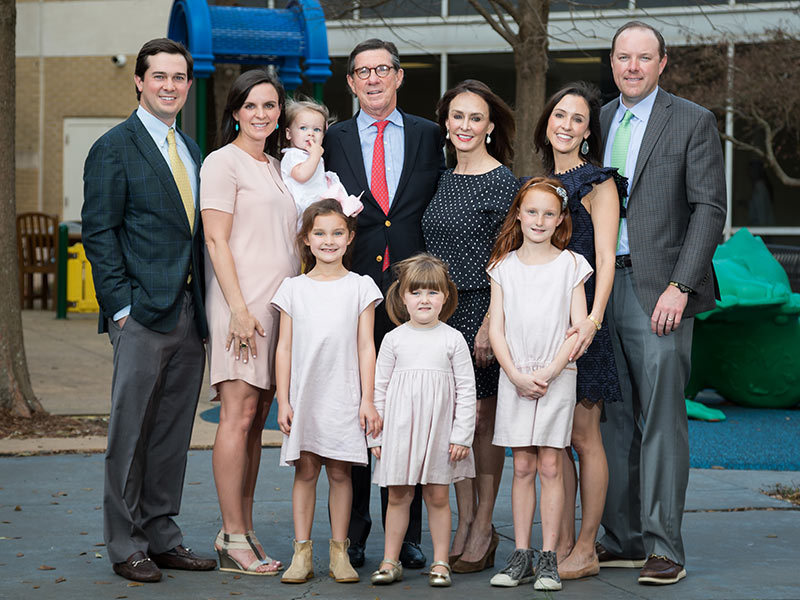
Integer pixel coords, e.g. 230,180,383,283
329,538,359,583
281,539,313,584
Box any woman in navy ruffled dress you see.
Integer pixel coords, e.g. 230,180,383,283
532,82,626,580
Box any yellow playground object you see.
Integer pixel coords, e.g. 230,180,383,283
66,243,99,313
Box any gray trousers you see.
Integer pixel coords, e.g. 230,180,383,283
104,292,205,563
600,266,693,566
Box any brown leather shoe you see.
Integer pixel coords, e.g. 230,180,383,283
638,554,687,585
595,542,646,568
151,545,217,571
113,551,162,582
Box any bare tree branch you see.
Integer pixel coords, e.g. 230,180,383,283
466,0,518,46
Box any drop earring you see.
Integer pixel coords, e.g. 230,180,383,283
234,122,239,132
445,129,450,140
275,123,279,130
486,132,492,144
581,139,589,155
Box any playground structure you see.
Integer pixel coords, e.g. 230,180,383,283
687,229,800,409
167,0,332,154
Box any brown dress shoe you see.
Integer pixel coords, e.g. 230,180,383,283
151,545,217,571
113,551,162,583
638,554,687,585
595,542,646,568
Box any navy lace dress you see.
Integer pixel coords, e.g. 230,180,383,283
555,163,626,406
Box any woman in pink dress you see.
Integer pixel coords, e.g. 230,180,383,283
201,70,299,575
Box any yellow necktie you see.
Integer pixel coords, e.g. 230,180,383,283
167,127,195,233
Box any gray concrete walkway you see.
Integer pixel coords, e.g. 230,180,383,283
2,309,799,599
1,452,799,599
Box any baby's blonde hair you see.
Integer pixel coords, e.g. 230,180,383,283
284,97,332,131
385,253,459,326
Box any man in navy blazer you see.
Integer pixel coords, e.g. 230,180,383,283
323,38,445,569
82,38,215,583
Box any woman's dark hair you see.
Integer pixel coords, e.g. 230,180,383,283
218,70,286,156
436,79,515,167
487,177,573,270
297,199,357,270
533,82,603,174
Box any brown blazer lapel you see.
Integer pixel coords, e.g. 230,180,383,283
630,89,672,197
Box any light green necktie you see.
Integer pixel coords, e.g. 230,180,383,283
611,110,633,251
611,109,634,177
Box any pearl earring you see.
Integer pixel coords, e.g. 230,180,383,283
486,133,492,144
445,129,450,140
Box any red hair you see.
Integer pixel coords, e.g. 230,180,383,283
487,177,572,271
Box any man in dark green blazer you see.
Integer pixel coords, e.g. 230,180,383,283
82,38,215,583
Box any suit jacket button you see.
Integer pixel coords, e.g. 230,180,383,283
385,219,391,227
376,255,383,262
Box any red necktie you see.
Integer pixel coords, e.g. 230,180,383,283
371,120,390,270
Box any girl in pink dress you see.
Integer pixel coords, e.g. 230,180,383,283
369,254,476,588
271,198,382,585
486,178,592,592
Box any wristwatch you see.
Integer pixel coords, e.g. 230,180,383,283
669,281,693,294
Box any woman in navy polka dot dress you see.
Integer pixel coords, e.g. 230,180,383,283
422,80,519,573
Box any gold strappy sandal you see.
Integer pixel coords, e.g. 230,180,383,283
214,531,280,576
245,530,283,571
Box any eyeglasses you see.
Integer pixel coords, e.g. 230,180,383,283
352,64,395,80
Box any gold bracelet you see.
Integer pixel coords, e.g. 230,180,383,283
587,315,602,331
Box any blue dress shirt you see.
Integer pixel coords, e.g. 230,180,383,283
356,108,405,207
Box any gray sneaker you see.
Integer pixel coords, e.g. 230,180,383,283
533,550,562,591
489,548,535,587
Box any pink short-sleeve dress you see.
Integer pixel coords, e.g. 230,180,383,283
270,272,383,467
200,144,300,397
488,250,592,448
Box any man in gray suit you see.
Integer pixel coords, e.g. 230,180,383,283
596,21,726,585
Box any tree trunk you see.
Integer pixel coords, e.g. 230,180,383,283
512,0,549,177
0,0,42,417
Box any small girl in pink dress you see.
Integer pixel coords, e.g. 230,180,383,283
271,198,381,585
280,100,363,229
369,254,477,589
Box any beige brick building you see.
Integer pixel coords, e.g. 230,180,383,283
15,0,168,220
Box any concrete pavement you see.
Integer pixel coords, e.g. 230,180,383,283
1,309,799,599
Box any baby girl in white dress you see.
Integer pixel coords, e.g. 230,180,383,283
280,100,362,229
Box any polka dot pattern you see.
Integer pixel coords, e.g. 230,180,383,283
422,165,520,398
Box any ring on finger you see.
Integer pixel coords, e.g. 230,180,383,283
240,342,248,348
666,316,674,322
